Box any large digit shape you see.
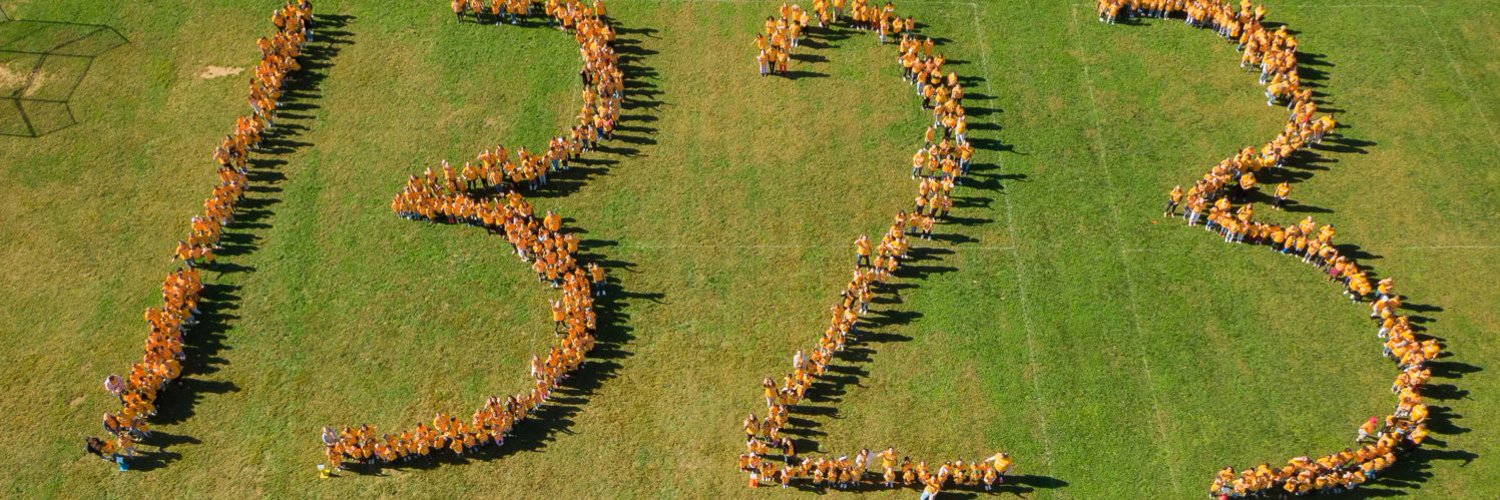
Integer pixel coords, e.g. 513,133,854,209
740,2,1017,495
1096,1,1448,495
319,0,624,473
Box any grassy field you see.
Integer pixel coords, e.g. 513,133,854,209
1,0,1496,497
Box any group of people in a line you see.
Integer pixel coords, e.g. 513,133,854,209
86,1,314,471
756,0,925,77
452,0,606,26
739,446,1014,493
741,3,1011,497
1095,1,1443,496
443,12,621,192
318,0,618,476
1207,271,1438,497
321,186,601,468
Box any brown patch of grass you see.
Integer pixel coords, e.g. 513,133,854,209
0,63,48,97
0,63,27,89
196,65,245,80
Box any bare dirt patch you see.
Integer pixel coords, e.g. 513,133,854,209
0,63,46,97
197,65,245,80
0,63,26,89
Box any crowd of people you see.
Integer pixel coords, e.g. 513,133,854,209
756,0,929,77
1095,1,1442,496
739,447,1014,494
741,3,1007,496
452,0,607,26
84,1,314,471
317,0,619,476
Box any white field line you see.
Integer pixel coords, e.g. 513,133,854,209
1068,4,1184,492
617,243,1017,251
1395,245,1500,251
1264,3,1423,7
615,243,1494,253
650,0,980,4
1413,5,1500,153
1123,244,1500,255
652,0,1065,476
1265,3,1500,154
653,0,1061,476
964,0,1061,478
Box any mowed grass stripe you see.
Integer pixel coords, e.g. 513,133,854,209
954,1,1064,478
1071,3,1390,494
984,2,1174,496
0,1,1496,498
1066,4,1186,491
1068,2,1494,497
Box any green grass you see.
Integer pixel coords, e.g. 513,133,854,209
1,0,1497,497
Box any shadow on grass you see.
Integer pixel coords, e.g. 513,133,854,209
518,22,662,200
345,268,659,476
333,17,662,475
0,13,129,137
139,14,352,467
1087,9,1468,498
743,20,1072,496
338,197,664,474
129,431,199,471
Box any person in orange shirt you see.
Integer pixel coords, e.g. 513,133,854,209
451,0,467,21
1377,277,1396,300
1266,78,1287,106
855,235,872,267
551,300,567,333
1273,181,1291,209
1237,171,1257,198
1357,416,1380,442
1164,185,1184,217
918,214,935,240
588,262,607,296
543,210,563,233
